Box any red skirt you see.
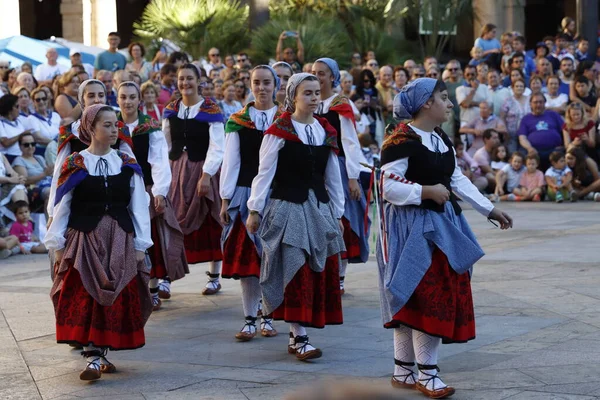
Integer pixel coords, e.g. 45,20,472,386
184,215,223,264
222,217,261,279
272,255,343,328
340,217,361,261
384,248,475,344
149,220,167,279
53,268,146,350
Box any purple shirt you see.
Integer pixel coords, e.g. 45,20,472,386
517,110,564,150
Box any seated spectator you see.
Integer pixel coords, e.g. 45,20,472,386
559,57,575,93
500,78,530,153
0,94,34,163
476,62,488,85
500,42,513,75
201,80,215,99
548,33,571,71
410,65,425,81
11,133,52,212
514,154,545,201
54,70,80,119
503,53,531,89
355,69,383,138
468,46,484,67
0,152,26,223
218,81,243,121
494,151,526,201
0,232,19,259
487,69,510,116
562,102,597,161
9,200,47,254
375,66,394,118
456,65,492,128
157,63,177,112
529,75,544,95
566,145,600,201
393,66,409,93
545,76,568,115
545,150,574,202
140,81,161,123
573,75,597,115
518,93,564,171
366,59,380,76
576,38,589,62
534,42,550,62
535,58,553,82
506,68,532,97
454,137,487,192
473,128,501,190
512,36,536,76
167,51,189,67
491,144,509,172
474,23,501,64
350,95,372,136
459,101,507,155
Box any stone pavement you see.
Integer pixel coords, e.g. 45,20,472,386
1,202,600,400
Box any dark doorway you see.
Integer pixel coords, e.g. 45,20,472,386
20,0,63,39
116,0,151,47
524,0,565,48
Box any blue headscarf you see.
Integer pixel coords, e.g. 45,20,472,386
252,65,281,101
315,57,341,88
393,78,437,120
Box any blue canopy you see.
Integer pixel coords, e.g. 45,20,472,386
0,35,71,68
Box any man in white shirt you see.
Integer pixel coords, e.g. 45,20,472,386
455,65,492,128
204,48,223,76
34,48,68,86
69,49,94,77
487,68,510,116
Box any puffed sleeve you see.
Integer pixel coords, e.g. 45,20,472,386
339,115,362,180
219,131,240,200
381,159,422,206
44,191,72,250
162,118,171,151
129,172,153,251
450,149,494,216
203,122,225,176
247,134,284,214
118,140,135,159
47,142,70,217
324,151,345,219
148,130,171,197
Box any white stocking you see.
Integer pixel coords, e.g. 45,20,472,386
413,331,446,390
240,277,261,317
209,261,222,276
149,278,159,289
289,323,315,353
393,326,416,382
339,259,348,279
83,345,101,370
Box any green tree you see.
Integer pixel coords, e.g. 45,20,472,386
133,0,250,59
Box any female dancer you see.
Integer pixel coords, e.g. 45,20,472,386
45,104,152,381
117,82,188,310
221,66,281,341
47,79,134,223
377,78,512,398
246,73,345,360
163,64,225,295
312,57,369,294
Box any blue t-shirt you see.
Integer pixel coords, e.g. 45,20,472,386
517,111,564,150
558,81,570,96
94,51,127,72
474,38,501,53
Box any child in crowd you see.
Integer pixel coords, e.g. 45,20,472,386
574,76,597,115
0,232,20,259
501,43,513,75
468,46,484,67
494,152,526,201
545,151,574,202
576,38,589,62
514,154,545,201
455,138,487,192
491,144,509,172
8,201,47,254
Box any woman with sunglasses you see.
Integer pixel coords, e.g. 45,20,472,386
378,78,512,398
12,85,34,116
355,69,383,138
54,71,81,119
117,81,188,310
0,94,36,163
31,87,60,145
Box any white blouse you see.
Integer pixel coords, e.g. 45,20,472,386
30,111,61,141
44,149,152,252
382,124,494,216
247,118,345,218
126,119,171,197
220,105,278,200
162,99,225,177
319,94,362,179
47,120,135,217
0,117,29,156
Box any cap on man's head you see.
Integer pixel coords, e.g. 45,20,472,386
69,48,81,57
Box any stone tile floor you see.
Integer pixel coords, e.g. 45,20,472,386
1,202,599,399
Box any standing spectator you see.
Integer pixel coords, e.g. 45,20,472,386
94,32,127,72
34,48,68,86
112,70,131,94
566,146,600,201
95,70,117,107
157,64,177,112
459,101,507,155
125,42,152,82
545,151,574,202
503,54,530,88
167,51,189,67
562,102,597,161
375,66,394,117
558,57,575,94
545,75,569,115
349,52,363,83
69,49,94,77
54,70,80,119
474,23,501,65
233,78,247,105
455,65,492,127
354,69,382,138
518,93,564,171
393,66,409,93
403,59,416,76
140,81,161,123
276,32,304,73
219,81,243,120
16,72,36,93
151,49,167,73
426,66,440,80
235,52,251,70
512,36,536,76
500,79,530,153
473,128,501,190
487,68,510,116
561,17,577,42
213,78,224,101
204,48,223,76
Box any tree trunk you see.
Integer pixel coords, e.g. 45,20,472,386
249,0,270,31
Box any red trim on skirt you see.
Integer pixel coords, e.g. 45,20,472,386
222,217,261,279
149,219,167,279
384,248,475,344
340,217,361,261
53,268,146,350
184,215,223,264
272,255,343,328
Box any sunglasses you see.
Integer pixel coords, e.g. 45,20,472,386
363,79,371,83
34,97,47,103
238,58,247,62
427,73,439,78
241,76,249,80
210,53,219,57
0,66,8,69
367,63,378,67
413,73,424,77
446,68,458,72
21,142,35,148
235,85,244,89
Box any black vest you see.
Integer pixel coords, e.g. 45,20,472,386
68,167,135,233
270,140,330,204
318,110,345,158
168,116,210,162
236,127,263,187
132,133,153,186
